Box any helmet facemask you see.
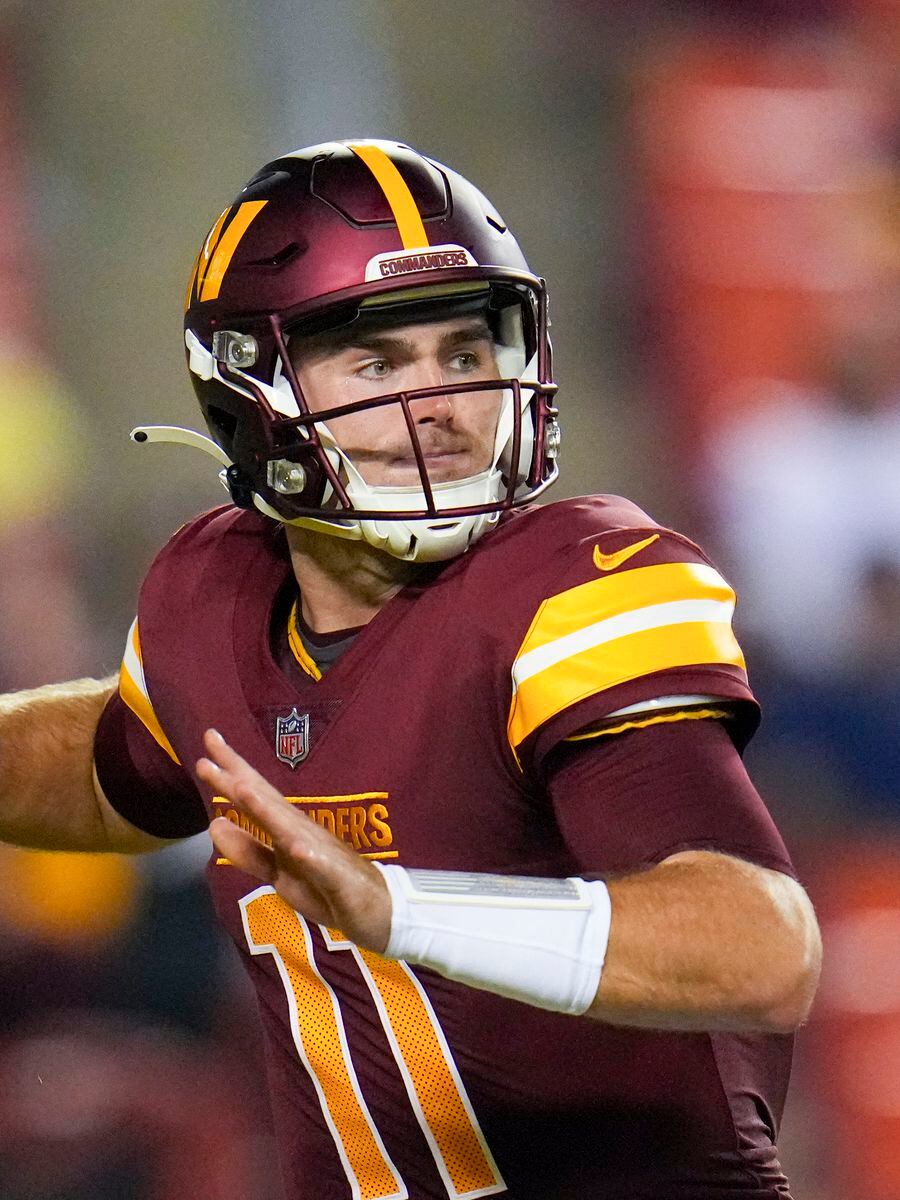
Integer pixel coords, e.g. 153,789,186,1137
213,283,558,561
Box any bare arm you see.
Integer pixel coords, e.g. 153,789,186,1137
196,730,822,1034
0,678,180,853
590,850,821,1032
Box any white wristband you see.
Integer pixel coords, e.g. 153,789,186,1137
373,865,611,1016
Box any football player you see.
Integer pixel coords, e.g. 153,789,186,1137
0,140,820,1200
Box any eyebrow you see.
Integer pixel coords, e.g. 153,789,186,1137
292,320,494,363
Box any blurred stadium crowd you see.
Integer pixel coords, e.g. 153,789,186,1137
0,1,898,1197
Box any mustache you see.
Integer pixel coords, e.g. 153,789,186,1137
345,436,474,464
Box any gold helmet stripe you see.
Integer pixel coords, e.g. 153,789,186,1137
190,206,231,308
199,200,268,302
183,248,203,312
348,143,429,250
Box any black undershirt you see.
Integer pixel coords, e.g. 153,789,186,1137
295,610,361,673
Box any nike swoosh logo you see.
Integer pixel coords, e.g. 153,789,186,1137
593,533,660,572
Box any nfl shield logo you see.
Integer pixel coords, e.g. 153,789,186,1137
275,708,310,768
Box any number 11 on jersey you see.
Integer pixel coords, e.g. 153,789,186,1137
241,886,506,1200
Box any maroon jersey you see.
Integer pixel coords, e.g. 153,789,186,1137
101,496,796,1200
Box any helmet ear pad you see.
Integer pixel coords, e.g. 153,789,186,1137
495,386,536,491
489,298,537,490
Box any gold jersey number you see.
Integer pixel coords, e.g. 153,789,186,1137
241,887,505,1200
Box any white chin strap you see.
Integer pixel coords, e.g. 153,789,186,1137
350,469,504,562
263,471,504,563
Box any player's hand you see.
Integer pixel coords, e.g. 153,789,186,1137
196,729,392,953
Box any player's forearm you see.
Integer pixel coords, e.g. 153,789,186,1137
590,851,822,1033
377,855,819,1033
0,676,118,850
197,732,823,1034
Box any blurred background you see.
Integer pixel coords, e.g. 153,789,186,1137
0,0,898,1196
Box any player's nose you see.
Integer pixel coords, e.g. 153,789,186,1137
410,392,453,425
408,359,453,424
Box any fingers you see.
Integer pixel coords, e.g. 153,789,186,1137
197,730,393,953
197,730,339,866
197,729,305,846
210,816,277,882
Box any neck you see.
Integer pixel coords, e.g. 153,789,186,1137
285,526,423,633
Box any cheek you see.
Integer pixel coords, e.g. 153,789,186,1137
292,369,325,415
326,402,406,452
466,394,503,439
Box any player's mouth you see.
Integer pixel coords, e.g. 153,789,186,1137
390,449,479,482
343,443,489,487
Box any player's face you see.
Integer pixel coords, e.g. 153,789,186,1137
288,316,503,487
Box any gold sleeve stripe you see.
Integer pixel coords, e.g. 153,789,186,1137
199,200,268,302
508,563,745,754
287,601,323,682
565,707,730,742
348,143,430,250
515,562,735,659
516,595,738,683
508,619,744,753
118,619,181,764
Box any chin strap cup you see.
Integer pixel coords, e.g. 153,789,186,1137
224,464,257,510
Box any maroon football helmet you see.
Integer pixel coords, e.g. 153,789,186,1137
162,140,559,560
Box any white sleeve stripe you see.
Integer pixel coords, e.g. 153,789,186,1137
121,618,149,702
512,598,736,692
605,694,721,718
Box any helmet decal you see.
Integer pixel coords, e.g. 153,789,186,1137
347,142,429,249
364,245,478,282
184,207,227,310
185,200,268,309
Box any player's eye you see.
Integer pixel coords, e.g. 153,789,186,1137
449,350,479,372
358,358,392,379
